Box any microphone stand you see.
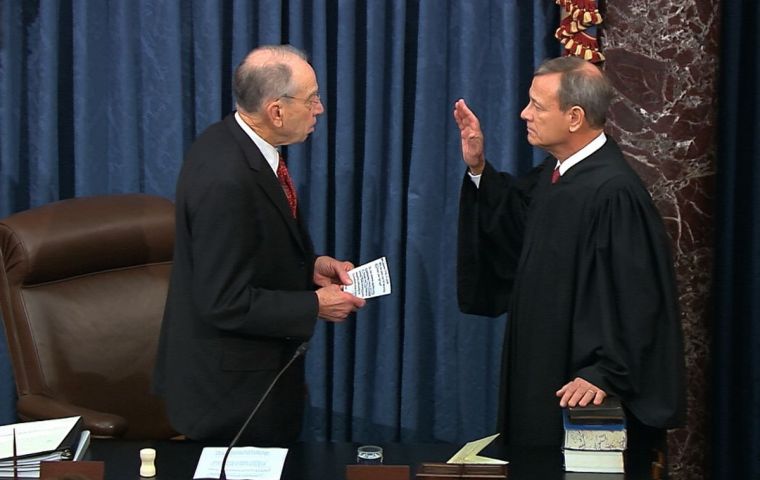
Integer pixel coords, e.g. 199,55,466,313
219,341,309,480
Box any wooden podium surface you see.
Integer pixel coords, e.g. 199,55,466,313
85,439,657,479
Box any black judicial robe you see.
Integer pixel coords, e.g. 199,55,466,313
457,138,686,446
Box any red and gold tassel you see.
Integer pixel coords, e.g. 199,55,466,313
555,0,605,64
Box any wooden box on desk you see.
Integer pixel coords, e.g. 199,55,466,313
346,464,410,480
40,461,104,480
416,463,508,479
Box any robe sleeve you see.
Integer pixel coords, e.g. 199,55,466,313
456,161,543,317
572,177,686,428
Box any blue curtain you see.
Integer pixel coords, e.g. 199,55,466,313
0,0,557,442
713,2,760,478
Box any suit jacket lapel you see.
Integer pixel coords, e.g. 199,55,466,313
223,115,307,253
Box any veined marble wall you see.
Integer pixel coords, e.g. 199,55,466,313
600,1,718,479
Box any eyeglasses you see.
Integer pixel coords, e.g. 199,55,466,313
280,93,322,110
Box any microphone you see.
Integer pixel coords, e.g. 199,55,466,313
218,341,309,480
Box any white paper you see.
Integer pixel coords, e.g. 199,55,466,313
342,257,391,299
193,446,288,480
447,433,508,465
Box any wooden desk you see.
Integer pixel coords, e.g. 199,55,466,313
86,439,656,480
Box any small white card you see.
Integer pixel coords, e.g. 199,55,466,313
343,257,391,299
447,433,508,465
193,446,288,480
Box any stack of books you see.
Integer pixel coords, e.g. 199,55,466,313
562,396,626,476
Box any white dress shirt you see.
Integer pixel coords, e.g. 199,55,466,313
234,111,280,176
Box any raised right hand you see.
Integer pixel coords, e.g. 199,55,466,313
453,99,486,175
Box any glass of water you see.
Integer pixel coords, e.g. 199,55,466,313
356,445,383,464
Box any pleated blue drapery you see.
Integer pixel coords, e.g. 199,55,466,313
0,0,557,443
713,2,760,478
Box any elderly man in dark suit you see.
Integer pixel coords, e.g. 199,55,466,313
153,44,366,446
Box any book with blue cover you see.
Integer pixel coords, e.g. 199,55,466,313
563,407,626,451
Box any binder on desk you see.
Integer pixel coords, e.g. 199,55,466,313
0,417,86,478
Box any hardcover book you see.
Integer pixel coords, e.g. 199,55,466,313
562,449,624,474
566,396,625,425
562,408,626,451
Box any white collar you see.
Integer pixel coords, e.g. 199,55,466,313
555,132,607,175
234,111,280,175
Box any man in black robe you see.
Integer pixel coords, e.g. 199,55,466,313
454,57,685,465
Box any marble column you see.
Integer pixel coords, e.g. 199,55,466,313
598,2,719,479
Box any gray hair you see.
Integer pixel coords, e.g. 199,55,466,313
233,45,309,113
535,56,614,129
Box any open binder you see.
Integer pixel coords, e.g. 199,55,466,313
0,417,87,478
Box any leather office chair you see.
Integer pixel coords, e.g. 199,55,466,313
0,194,177,439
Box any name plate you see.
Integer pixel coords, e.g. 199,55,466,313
416,462,508,479
346,464,410,480
40,460,105,480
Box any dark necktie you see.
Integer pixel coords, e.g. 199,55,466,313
277,155,298,218
551,166,560,184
